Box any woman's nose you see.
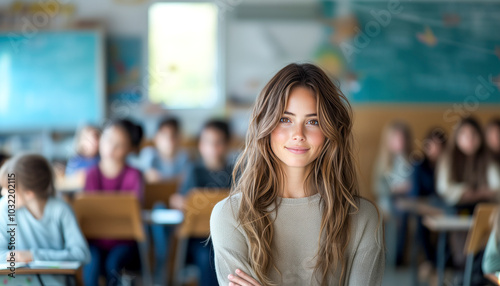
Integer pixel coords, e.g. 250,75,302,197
292,125,305,141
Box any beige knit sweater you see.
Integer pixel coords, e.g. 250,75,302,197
210,193,385,285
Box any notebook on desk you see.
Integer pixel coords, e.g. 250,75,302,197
0,261,80,270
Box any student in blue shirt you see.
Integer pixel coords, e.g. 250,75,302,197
0,154,91,286
141,117,191,183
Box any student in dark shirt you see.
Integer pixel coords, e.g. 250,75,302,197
410,128,447,276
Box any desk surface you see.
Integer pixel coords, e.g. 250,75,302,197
423,215,473,231
396,198,445,216
0,267,80,275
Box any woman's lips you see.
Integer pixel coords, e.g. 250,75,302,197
285,147,310,154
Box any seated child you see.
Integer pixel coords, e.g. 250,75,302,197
0,154,91,285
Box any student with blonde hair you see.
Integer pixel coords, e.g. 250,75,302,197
210,63,384,286
373,120,413,266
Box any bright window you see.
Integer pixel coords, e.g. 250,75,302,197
149,2,218,109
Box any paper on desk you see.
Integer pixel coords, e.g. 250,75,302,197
0,261,80,270
0,262,27,269
28,261,81,269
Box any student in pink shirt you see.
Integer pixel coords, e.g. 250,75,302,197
83,118,144,286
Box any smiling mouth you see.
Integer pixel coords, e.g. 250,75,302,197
285,147,310,154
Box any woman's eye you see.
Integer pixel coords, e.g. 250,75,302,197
308,119,319,126
279,117,291,123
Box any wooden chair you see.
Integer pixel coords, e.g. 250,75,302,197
463,203,498,286
72,193,152,286
173,188,229,286
144,180,179,210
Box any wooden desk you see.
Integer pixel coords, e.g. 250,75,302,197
0,265,82,286
0,268,79,275
394,198,446,286
424,215,473,286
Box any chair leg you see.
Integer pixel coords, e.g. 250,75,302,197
173,238,189,286
138,240,152,286
463,253,474,286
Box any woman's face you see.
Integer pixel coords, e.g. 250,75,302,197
456,124,481,156
271,86,326,169
99,126,131,162
486,125,500,153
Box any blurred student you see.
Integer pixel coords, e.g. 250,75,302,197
83,119,144,286
410,128,447,277
437,117,499,208
66,125,101,176
437,117,500,269
486,118,500,166
152,119,233,286
171,119,233,208
0,154,91,285
140,117,191,183
373,120,413,265
56,125,101,191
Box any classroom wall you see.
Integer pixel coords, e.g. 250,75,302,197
353,105,500,200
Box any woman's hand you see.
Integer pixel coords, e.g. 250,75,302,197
228,269,262,286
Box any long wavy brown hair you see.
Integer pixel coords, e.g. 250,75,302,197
231,63,360,285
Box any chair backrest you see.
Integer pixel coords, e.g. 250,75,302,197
464,203,498,255
72,193,145,242
178,188,229,238
144,181,179,210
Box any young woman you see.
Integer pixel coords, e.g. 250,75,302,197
0,154,90,285
210,63,384,286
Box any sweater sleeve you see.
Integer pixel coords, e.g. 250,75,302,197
210,196,260,285
436,158,466,205
30,201,91,264
483,231,500,275
347,199,385,286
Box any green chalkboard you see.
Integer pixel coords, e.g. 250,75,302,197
339,2,500,103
